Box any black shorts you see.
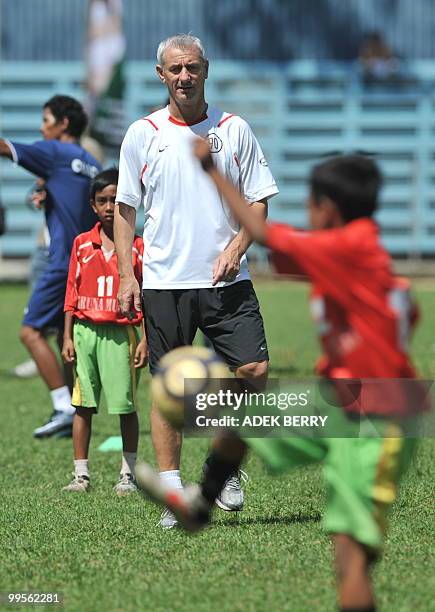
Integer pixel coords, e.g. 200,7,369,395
142,280,269,374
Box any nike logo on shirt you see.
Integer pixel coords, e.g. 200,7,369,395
82,253,96,264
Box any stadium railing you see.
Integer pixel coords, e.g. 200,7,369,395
1,60,435,259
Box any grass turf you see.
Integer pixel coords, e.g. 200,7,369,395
0,282,434,612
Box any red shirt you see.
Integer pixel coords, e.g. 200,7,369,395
267,219,423,416
64,223,143,326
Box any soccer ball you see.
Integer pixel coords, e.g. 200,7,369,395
151,346,229,430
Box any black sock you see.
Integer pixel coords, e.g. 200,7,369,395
200,451,239,505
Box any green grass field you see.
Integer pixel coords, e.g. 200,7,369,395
0,282,434,612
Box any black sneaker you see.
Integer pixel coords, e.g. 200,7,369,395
33,410,74,438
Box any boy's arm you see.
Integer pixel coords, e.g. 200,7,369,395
62,239,79,363
212,200,267,285
134,319,148,368
194,139,268,245
194,138,356,305
62,312,75,363
114,203,142,318
64,238,79,312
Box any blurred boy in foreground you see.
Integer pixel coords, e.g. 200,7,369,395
137,145,426,612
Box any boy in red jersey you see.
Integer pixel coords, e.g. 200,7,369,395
136,146,426,612
62,168,147,495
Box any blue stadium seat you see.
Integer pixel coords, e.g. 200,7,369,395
2,60,435,258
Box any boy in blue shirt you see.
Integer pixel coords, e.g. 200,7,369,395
0,95,101,437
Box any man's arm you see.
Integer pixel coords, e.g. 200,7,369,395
0,139,54,177
114,202,142,317
212,199,267,285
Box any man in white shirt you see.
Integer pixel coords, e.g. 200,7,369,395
114,34,278,528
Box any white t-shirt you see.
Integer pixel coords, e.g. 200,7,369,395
116,105,278,289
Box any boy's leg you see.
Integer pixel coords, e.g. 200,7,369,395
136,432,327,531
135,431,247,530
63,407,94,492
64,320,101,492
56,329,74,393
115,412,139,495
73,407,94,460
333,534,375,611
201,434,247,507
98,324,142,495
324,426,416,612
120,411,139,475
120,412,139,454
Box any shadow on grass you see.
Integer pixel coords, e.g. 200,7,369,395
268,366,299,376
213,512,321,528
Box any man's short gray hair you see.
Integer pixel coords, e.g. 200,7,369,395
157,34,207,65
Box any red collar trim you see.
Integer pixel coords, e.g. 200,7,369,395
90,222,102,246
168,113,208,126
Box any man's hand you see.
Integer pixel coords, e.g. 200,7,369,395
212,244,241,285
62,338,75,363
118,275,142,319
134,337,148,368
193,138,214,172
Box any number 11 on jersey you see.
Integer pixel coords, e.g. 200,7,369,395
97,275,114,297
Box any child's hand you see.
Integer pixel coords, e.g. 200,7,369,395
134,337,148,368
193,138,214,172
62,338,75,363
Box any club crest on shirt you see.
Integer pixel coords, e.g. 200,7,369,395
208,132,223,153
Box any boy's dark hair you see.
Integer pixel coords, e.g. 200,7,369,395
90,168,119,201
309,155,382,222
43,95,88,138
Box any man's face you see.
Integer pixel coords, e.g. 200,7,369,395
40,107,67,140
156,46,208,107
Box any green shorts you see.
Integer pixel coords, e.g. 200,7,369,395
247,410,416,553
72,320,141,415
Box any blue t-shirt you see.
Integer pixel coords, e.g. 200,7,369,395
11,140,101,270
